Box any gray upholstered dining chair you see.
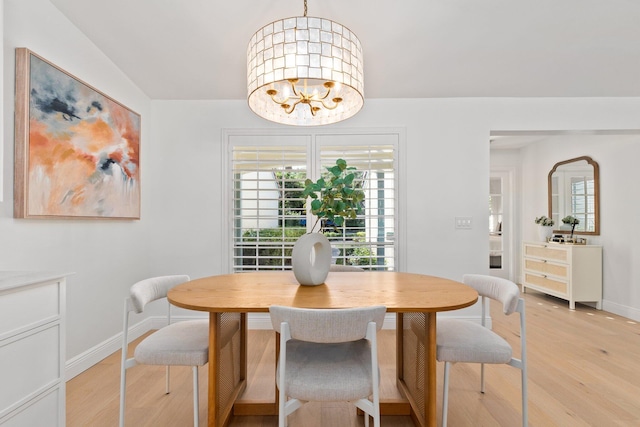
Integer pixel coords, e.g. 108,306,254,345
437,274,528,426
119,275,208,427
269,305,387,427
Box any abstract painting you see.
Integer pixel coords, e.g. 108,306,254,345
14,48,141,219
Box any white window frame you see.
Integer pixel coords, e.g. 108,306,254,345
221,128,406,274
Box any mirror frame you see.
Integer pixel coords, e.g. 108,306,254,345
548,155,599,236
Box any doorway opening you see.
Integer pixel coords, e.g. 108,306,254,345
489,170,513,280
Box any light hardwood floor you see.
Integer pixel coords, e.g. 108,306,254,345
67,290,640,426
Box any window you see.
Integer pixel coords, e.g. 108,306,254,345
569,176,595,231
225,131,399,273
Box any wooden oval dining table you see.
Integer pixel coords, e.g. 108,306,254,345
168,271,478,427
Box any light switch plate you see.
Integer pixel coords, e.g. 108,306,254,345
455,217,472,229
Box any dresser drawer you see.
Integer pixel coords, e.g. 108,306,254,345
524,273,568,295
524,258,568,279
0,281,60,337
524,244,568,263
0,324,61,415
0,388,60,427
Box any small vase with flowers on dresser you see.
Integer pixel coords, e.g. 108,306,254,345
534,215,554,242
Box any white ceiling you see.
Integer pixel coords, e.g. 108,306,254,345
49,0,640,101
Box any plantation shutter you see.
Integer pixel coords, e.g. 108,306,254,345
317,141,396,271
231,144,308,271
228,132,397,273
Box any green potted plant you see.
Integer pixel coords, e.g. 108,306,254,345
301,158,365,232
535,215,554,241
292,159,365,285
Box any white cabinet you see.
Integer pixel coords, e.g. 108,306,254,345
0,272,68,426
522,242,602,310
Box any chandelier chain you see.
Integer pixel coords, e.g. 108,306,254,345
303,0,307,17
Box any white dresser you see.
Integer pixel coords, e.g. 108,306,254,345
522,242,602,310
0,272,69,426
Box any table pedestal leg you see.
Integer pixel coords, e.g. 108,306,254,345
397,312,437,427
207,312,246,427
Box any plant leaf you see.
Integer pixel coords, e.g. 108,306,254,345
329,165,342,177
343,173,355,186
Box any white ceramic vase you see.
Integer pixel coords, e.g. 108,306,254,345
538,225,553,242
291,233,332,286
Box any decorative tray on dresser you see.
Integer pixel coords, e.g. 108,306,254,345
522,241,602,310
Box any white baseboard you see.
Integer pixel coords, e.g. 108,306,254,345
602,300,640,322
65,315,199,380
66,316,152,380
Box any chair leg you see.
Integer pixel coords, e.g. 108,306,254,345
522,367,528,426
119,366,126,427
442,361,451,427
279,393,286,427
480,362,486,393
373,402,381,427
120,308,129,427
193,366,199,427
166,366,171,394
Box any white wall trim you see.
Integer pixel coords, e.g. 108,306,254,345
66,316,150,380
220,127,407,274
602,300,640,322
65,315,202,380
489,167,517,282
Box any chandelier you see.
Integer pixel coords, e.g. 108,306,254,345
247,0,364,126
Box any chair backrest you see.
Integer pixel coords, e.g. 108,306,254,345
329,264,365,272
462,274,520,315
129,275,190,314
269,305,386,343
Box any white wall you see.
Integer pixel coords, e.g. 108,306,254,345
2,0,640,377
148,99,494,281
150,98,640,321
1,0,152,363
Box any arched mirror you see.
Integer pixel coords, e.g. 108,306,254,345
548,156,599,235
